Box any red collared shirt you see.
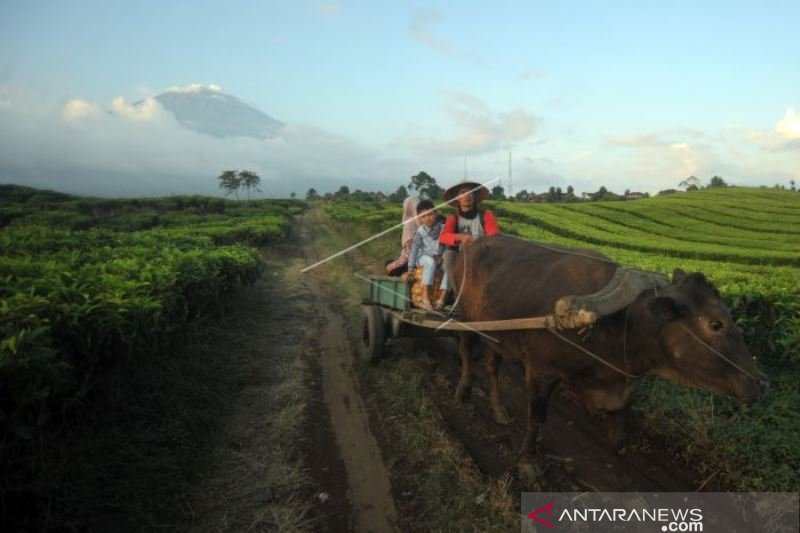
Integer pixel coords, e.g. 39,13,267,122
439,209,501,247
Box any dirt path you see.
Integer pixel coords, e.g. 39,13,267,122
299,219,399,533
417,337,700,492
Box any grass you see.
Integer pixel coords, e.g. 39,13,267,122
1,251,317,532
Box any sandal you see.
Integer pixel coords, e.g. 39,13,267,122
434,298,446,311
419,300,434,311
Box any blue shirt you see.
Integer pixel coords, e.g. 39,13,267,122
408,222,444,269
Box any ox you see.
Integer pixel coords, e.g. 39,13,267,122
451,234,769,466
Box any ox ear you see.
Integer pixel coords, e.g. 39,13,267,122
647,296,682,322
672,268,687,284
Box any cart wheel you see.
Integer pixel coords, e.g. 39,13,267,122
360,305,385,363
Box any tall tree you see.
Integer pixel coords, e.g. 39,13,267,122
238,170,261,200
217,170,241,200
491,184,506,200
389,185,408,203
408,171,438,198
708,175,728,188
679,175,701,189
306,188,319,201
335,185,350,200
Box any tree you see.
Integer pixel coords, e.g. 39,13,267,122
334,185,350,200
679,176,701,189
566,185,574,196
547,186,557,203
791,180,796,192
491,184,506,200
515,189,531,201
389,185,408,203
408,171,438,198
426,183,444,200
708,175,728,188
290,192,296,199
238,170,261,200
218,170,241,200
306,188,319,201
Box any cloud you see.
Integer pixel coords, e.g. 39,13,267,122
111,96,163,122
515,68,545,82
411,92,538,156
0,90,417,197
775,107,800,140
736,107,800,151
319,2,340,16
409,9,450,53
611,128,704,147
164,83,222,94
62,99,100,121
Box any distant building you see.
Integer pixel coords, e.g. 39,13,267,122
624,191,647,200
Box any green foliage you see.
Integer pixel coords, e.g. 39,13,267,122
408,171,441,199
0,187,303,429
324,187,800,490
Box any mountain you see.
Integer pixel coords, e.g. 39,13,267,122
145,86,284,139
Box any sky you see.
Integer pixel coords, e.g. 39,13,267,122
1,0,799,197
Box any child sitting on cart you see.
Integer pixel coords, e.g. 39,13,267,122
402,199,449,311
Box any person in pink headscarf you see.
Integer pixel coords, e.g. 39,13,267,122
385,196,420,276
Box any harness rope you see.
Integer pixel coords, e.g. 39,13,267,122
449,231,761,384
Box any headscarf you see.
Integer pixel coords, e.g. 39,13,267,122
401,196,420,245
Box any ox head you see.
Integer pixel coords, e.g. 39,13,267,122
638,268,769,404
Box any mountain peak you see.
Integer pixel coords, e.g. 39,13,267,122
147,84,283,139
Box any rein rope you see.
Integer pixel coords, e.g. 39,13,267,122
677,323,762,383
457,234,761,384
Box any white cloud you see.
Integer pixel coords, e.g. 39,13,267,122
111,96,162,122
62,99,100,121
775,107,800,140
0,90,418,197
735,107,800,151
164,83,222,94
516,68,545,82
409,9,450,53
611,129,704,147
319,2,340,16
424,92,538,155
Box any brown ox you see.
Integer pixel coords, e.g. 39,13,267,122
452,234,769,463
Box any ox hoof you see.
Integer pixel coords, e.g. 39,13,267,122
491,405,511,425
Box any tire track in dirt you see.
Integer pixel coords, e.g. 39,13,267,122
299,219,399,533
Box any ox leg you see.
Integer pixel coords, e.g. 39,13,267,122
606,404,630,455
606,405,633,489
485,345,510,425
454,332,476,402
519,366,556,460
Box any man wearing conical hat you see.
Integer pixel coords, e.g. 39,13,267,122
440,180,502,293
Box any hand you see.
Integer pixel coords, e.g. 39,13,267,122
460,234,475,246
401,271,414,283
